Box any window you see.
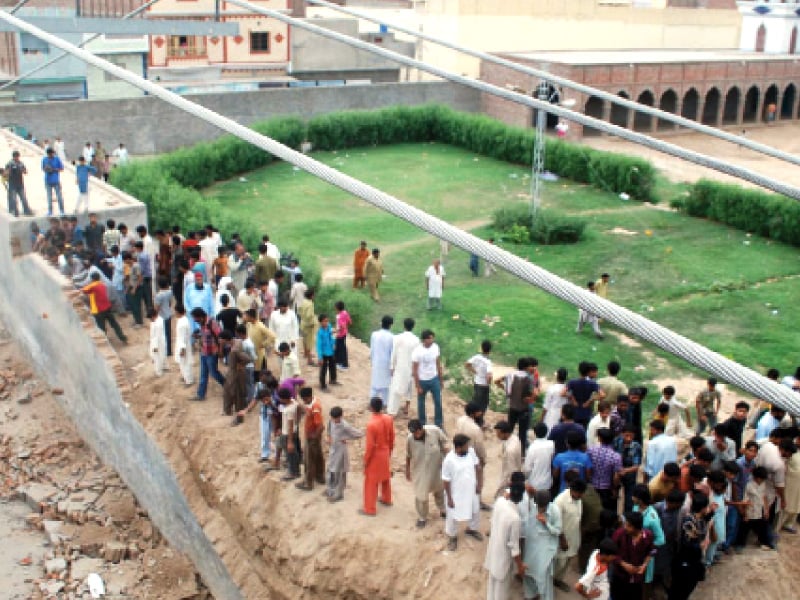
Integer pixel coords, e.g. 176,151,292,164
20,33,49,56
167,35,207,59
250,32,270,53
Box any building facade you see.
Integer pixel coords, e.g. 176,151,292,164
146,0,293,88
481,50,800,139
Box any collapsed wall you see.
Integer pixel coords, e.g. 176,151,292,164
0,217,243,599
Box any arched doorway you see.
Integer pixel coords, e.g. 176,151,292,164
583,96,605,137
610,91,630,129
743,86,759,122
681,88,699,121
763,84,778,121
722,87,740,125
702,88,721,126
658,89,678,131
756,24,767,52
791,26,798,54
781,84,796,119
633,90,655,131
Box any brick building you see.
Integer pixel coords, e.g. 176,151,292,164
481,50,800,139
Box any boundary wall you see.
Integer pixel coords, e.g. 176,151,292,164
0,81,480,155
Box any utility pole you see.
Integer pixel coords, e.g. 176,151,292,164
531,80,549,217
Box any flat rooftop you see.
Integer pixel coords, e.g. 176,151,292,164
501,50,800,66
0,128,143,221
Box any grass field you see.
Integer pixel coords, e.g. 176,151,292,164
203,143,800,405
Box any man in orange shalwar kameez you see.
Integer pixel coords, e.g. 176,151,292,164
353,240,369,289
361,397,395,516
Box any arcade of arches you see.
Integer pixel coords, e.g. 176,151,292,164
480,51,800,141
582,82,799,136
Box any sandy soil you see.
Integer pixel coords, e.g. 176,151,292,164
584,122,800,188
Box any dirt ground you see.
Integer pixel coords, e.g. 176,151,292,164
585,122,800,189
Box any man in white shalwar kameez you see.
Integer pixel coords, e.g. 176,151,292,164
406,420,448,527
494,421,523,498
150,314,166,376
484,484,525,600
523,489,562,600
442,434,483,551
369,315,394,405
388,318,419,416
268,301,299,349
553,478,586,591
424,259,445,311
174,305,194,385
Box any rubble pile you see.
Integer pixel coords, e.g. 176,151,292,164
0,335,207,600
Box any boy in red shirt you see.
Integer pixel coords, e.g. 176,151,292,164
82,272,128,343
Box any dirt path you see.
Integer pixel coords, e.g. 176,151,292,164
584,122,800,188
321,217,491,281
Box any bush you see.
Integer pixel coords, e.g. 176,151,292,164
313,285,374,341
682,179,800,247
530,209,587,245
491,203,532,232
492,204,585,245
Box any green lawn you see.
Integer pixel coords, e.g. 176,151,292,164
203,143,800,404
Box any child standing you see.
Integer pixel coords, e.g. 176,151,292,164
326,406,364,502
74,156,97,215
334,301,352,371
316,313,338,391
173,304,194,385
705,470,727,565
296,387,325,492
575,538,618,600
239,370,278,464
465,340,493,414
276,388,300,481
149,310,166,376
738,466,774,549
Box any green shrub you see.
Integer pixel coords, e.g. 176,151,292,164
530,209,587,245
313,285,374,341
682,179,800,247
491,203,532,232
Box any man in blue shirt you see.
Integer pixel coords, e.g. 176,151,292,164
756,406,786,443
566,361,602,428
643,420,677,483
552,431,593,492
41,147,64,216
74,156,97,215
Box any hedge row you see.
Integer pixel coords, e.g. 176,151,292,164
111,105,656,212
680,179,800,247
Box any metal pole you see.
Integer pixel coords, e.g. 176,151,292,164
9,0,32,15
0,0,162,91
532,81,547,216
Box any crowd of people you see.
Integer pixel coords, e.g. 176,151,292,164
33,216,800,600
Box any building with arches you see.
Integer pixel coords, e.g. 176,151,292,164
480,49,800,139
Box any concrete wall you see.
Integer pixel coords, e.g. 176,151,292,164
86,53,147,100
0,217,243,600
290,18,414,75
0,81,480,154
